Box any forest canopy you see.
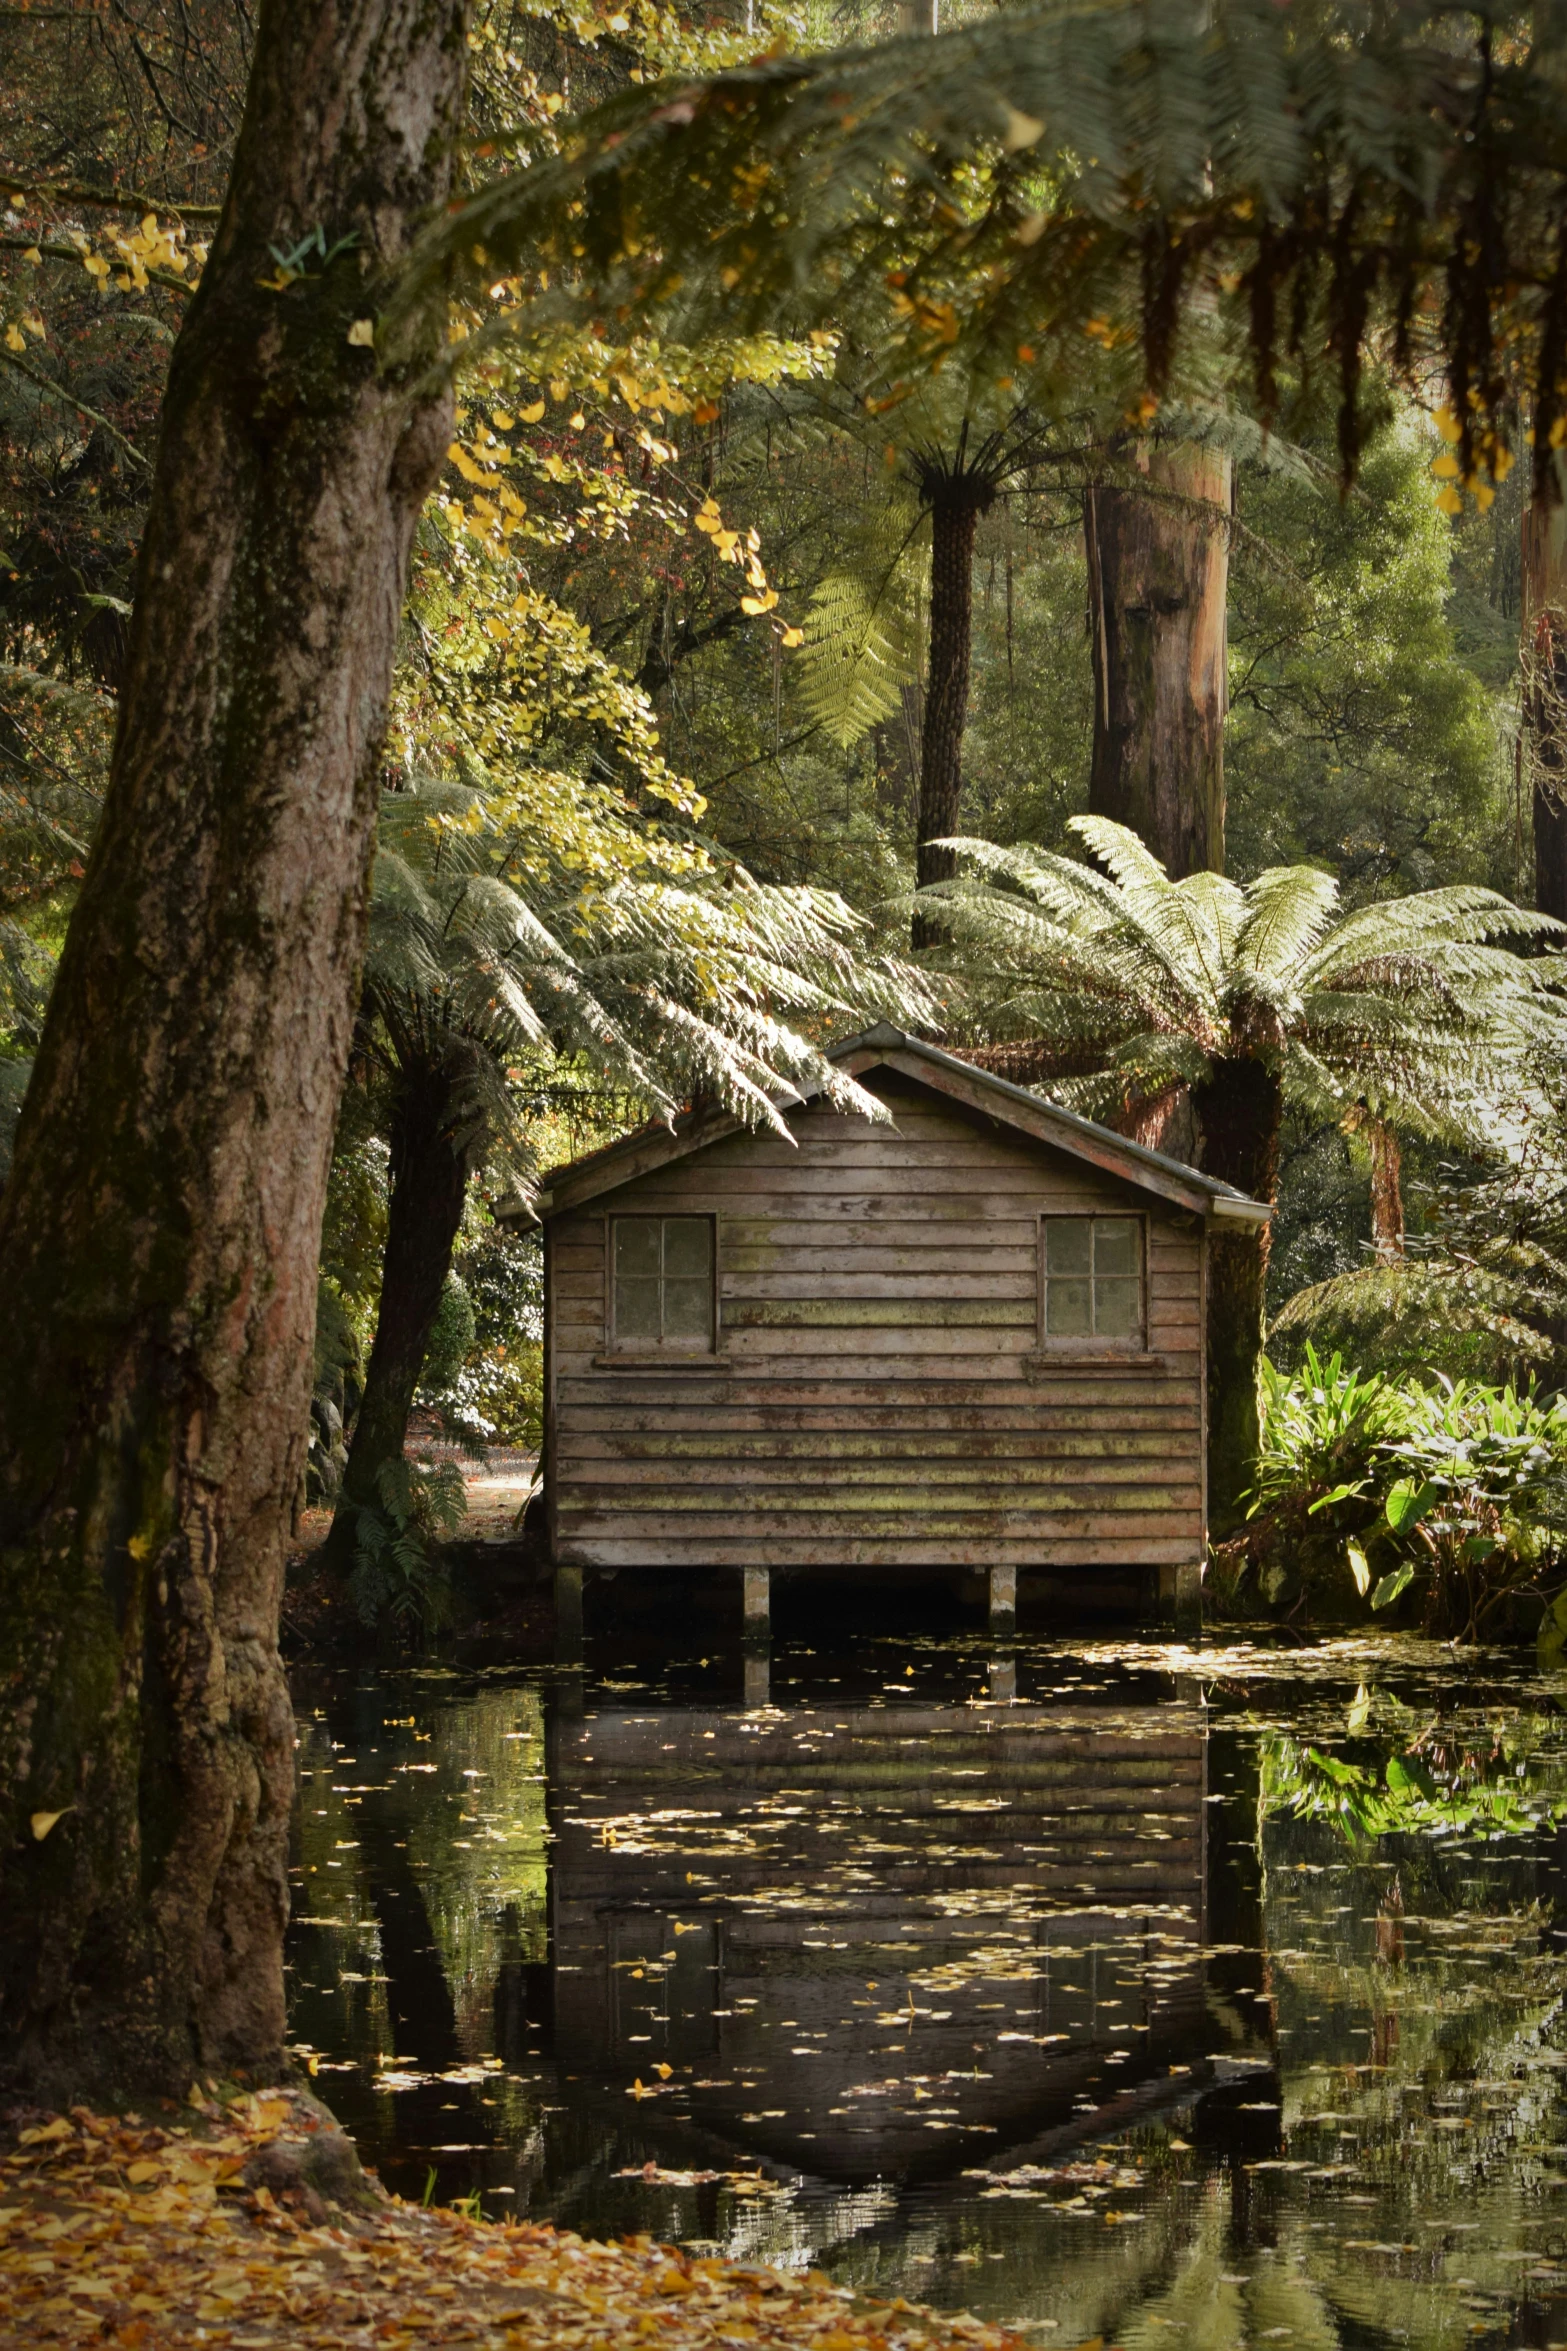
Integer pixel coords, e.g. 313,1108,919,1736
5,0,1567,2108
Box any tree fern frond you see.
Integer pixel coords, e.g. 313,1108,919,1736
798,571,916,747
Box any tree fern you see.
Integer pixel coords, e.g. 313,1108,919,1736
927,815,1567,1150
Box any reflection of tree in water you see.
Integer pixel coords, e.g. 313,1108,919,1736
401,1689,548,2056
289,1712,397,2067
1256,1722,1567,2351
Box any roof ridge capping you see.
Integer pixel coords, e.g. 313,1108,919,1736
533,1020,1272,1224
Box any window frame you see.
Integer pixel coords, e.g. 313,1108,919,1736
1036,1211,1148,1355
606,1211,720,1355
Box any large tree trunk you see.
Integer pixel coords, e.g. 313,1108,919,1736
912,486,984,949
1085,442,1232,878
1191,1054,1283,1536
324,1062,475,1568
0,0,467,2104
1522,467,1567,920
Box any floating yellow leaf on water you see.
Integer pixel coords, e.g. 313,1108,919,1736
654,2061,673,2079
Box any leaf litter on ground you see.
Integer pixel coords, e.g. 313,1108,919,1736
0,2083,1029,2349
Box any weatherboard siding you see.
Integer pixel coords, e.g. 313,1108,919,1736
545,1073,1207,1573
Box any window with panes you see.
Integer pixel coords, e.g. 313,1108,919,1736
1039,1215,1145,1346
610,1216,716,1349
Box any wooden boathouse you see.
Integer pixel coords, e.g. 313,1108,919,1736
535,1023,1269,1629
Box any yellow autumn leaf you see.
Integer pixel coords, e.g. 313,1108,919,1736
82,251,110,279
31,1808,70,1840
519,399,546,422
3,326,23,352
347,318,375,347
741,590,778,615
653,2061,673,2079
19,2116,74,2143
1000,104,1044,151
492,409,514,430
125,2159,161,2184
780,626,804,648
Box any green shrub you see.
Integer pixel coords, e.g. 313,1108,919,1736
1216,1345,1567,1639
347,1458,466,1640
421,1275,476,1394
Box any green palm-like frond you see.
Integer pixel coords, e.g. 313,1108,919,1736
933,817,1567,1157
363,775,936,1194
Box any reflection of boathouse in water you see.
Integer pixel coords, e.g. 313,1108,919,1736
533,1690,1257,2181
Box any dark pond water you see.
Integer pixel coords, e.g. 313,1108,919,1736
287,1619,1567,2348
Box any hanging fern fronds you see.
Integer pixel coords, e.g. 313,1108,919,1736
390,0,1567,499
797,572,917,747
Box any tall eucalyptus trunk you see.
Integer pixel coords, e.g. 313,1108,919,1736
1522,462,1567,921
1085,441,1232,878
1191,1054,1283,1536
0,0,467,2104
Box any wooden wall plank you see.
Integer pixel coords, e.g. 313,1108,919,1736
546,1074,1208,1577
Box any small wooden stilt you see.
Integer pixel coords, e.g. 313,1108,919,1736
988,1563,1017,1634
1158,1561,1203,1630
554,1564,584,1661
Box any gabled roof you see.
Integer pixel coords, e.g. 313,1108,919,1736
534,1022,1271,1224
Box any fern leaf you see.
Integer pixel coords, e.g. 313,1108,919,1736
798,572,913,747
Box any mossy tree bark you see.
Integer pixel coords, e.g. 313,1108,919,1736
0,0,468,2103
1085,442,1231,879
1192,1054,1283,1535
912,483,990,949
322,1060,477,1570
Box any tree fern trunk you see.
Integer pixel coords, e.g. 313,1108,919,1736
1522,475,1567,921
1085,442,1230,878
0,0,466,2103
913,488,981,948
324,1064,475,1568
1191,1054,1282,1535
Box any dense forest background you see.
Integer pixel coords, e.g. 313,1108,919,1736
0,0,1552,1518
